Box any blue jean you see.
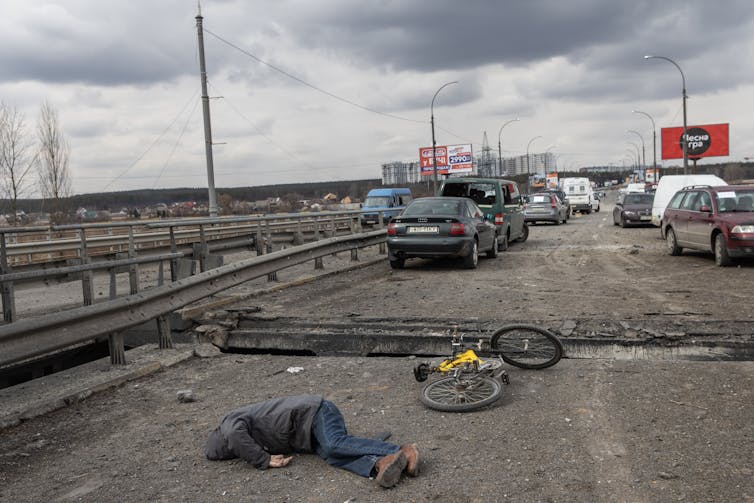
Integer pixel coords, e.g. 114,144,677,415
311,400,400,478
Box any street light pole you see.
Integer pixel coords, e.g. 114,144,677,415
431,81,458,193
497,118,519,176
644,55,688,173
526,135,543,176
633,110,658,180
626,130,646,179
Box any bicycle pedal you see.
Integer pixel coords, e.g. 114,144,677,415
499,371,510,385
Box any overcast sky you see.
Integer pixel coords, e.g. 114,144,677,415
2,0,753,195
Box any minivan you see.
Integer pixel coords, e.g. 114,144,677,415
361,187,412,225
437,177,528,250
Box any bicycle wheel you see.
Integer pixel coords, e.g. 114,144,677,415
420,375,503,412
489,324,563,369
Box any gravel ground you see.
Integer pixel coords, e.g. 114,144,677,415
1,352,752,503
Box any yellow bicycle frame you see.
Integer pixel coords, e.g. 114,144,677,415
436,348,485,373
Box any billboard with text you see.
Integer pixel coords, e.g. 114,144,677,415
419,144,473,175
661,123,729,160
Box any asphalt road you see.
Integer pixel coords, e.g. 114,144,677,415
1,189,753,502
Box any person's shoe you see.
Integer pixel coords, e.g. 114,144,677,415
374,451,407,488
400,443,420,477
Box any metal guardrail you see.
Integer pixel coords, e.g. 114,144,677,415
0,210,392,323
0,230,387,369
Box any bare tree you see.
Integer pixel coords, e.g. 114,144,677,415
0,103,37,225
37,101,72,216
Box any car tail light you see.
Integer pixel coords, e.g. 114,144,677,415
495,213,504,225
387,223,397,235
550,196,557,208
450,222,465,235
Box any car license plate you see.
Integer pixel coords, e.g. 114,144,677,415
640,215,651,220
407,226,439,233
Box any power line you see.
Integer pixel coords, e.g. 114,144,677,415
203,27,426,124
102,91,199,190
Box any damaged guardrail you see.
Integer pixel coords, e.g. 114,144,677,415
0,230,386,369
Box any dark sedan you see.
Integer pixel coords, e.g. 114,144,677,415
613,192,654,227
386,197,497,269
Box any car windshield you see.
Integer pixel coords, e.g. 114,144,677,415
716,190,754,213
530,194,551,204
403,199,462,216
363,196,391,207
623,193,654,205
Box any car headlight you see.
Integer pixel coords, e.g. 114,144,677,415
623,210,636,216
731,225,754,233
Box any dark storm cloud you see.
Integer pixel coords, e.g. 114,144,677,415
278,0,754,97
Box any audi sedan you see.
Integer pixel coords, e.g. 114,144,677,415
613,192,654,227
386,197,497,269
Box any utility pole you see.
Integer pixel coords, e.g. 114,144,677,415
196,6,218,217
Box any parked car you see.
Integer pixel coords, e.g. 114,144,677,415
613,192,654,227
661,185,754,266
542,188,570,218
591,192,601,212
437,177,528,250
386,197,497,269
651,174,727,226
524,192,568,225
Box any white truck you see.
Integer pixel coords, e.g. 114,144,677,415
560,177,594,215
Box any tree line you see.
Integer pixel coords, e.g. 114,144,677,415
0,101,72,224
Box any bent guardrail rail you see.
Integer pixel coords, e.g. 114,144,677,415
0,230,386,369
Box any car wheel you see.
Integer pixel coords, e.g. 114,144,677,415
554,216,561,225
562,213,567,224
389,257,405,269
613,212,619,226
487,236,499,258
665,228,682,256
498,232,508,251
463,240,479,269
517,224,529,243
595,204,600,213
714,234,732,267
620,216,626,228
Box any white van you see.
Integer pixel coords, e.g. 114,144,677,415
560,177,594,214
650,174,727,226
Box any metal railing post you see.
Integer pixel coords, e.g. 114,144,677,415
128,225,139,295
1,233,16,322
314,217,324,269
108,332,126,365
80,229,94,306
156,315,173,349
169,226,178,282
294,215,304,245
266,220,277,281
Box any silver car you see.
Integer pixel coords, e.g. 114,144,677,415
524,192,568,225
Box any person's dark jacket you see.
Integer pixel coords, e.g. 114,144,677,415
203,395,323,469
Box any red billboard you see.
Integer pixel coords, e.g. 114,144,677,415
419,146,448,175
661,123,729,160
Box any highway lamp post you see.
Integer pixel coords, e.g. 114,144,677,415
497,118,519,176
626,147,639,171
526,135,543,176
644,55,688,173
627,141,642,170
626,130,646,180
431,81,458,193
633,110,658,181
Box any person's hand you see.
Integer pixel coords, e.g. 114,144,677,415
268,454,293,468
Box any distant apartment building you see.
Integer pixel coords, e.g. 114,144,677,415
499,152,556,176
381,161,422,185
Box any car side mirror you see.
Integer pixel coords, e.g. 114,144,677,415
700,204,711,213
